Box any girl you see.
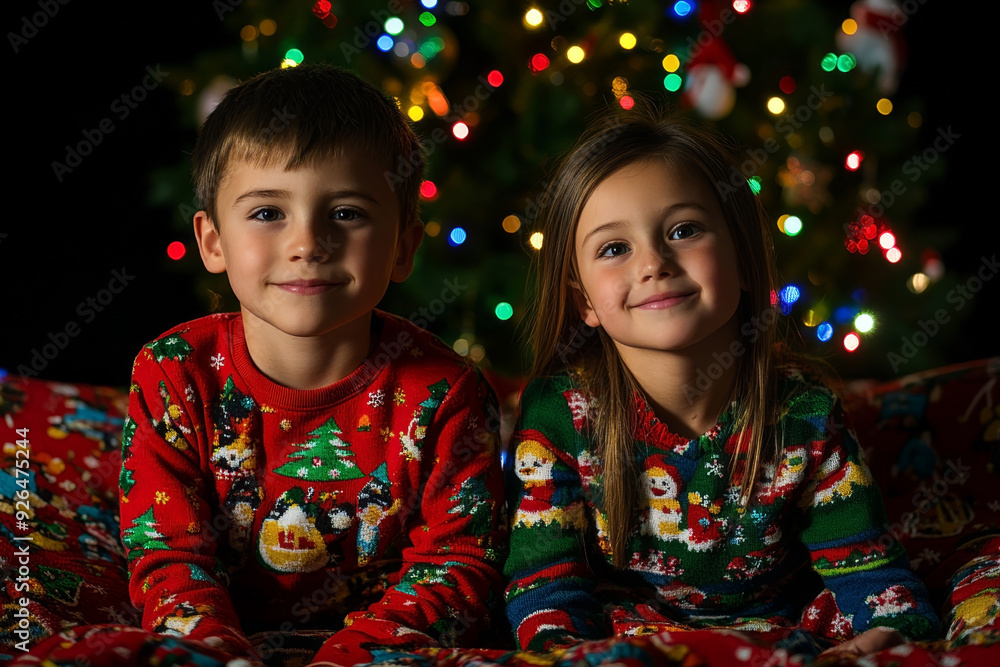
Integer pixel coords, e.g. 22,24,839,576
503,101,940,659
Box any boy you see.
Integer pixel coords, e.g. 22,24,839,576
118,63,505,666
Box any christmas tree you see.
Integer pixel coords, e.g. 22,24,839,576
273,416,366,481
121,505,170,560
143,0,988,388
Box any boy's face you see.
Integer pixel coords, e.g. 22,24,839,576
194,149,422,348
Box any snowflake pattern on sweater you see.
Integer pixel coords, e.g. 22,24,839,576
503,372,940,652
119,311,505,664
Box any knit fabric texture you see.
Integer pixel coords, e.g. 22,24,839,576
119,311,506,665
504,370,939,652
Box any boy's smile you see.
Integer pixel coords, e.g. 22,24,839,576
194,149,422,383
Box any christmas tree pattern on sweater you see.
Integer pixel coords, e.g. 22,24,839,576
504,371,940,652
119,311,506,665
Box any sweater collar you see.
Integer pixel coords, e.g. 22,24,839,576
229,311,394,410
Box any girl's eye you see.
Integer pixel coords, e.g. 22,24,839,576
668,224,699,241
250,207,282,222
332,208,363,222
599,242,631,258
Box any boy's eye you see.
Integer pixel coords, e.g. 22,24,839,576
598,242,631,258
250,208,282,222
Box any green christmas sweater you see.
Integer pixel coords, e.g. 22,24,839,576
119,311,505,665
504,371,939,652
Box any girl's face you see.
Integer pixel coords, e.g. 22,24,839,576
572,157,742,362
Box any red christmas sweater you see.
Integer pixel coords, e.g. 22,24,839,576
118,311,506,665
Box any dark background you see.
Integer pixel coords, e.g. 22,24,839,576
4,1,994,389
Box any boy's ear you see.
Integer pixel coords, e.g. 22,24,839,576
569,279,601,328
193,211,227,274
390,220,424,283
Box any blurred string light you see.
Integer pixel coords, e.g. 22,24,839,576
886,247,902,263
747,176,762,194
419,12,436,26
524,8,543,27
167,241,186,261
877,98,893,115
619,95,635,109
495,302,514,320
529,232,544,249
733,0,751,13
845,151,863,170
567,45,585,63
376,35,393,51
854,313,874,333
779,76,796,94
502,215,521,233
767,97,785,114
843,332,860,352
619,32,637,49
780,284,801,306
663,73,682,92
452,121,469,139
448,227,467,246
841,18,857,34
419,180,438,200
384,17,404,34
816,322,834,342
821,52,856,72
907,272,930,294
425,221,441,237
487,70,504,86
529,53,550,73
662,54,680,72
778,214,803,236
420,0,438,7
672,1,693,18
408,105,424,121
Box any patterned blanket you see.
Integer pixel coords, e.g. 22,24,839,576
2,359,999,665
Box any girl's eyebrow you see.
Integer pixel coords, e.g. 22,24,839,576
580,202,709,246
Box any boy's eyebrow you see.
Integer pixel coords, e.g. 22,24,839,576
580,202,709,247
231,189,382,207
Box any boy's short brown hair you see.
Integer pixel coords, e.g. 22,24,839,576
191,63,424,227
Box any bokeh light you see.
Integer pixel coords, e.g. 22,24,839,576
167,241,186,261
529,232,544,249
843,332,860,351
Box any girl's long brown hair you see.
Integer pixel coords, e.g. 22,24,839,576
525,100,785,567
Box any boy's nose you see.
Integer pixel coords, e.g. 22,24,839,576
288,220,334,262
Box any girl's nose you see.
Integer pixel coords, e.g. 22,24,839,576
637,240,674,281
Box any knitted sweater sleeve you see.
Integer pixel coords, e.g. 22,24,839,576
119,348,258,660
503,377,607,651
312,367,506,667
796,393,940,641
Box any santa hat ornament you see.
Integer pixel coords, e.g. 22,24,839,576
682,3,750,120
835,0,908,95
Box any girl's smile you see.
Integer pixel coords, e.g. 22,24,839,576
572,156,743,364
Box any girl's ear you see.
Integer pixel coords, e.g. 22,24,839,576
569,280,601,328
